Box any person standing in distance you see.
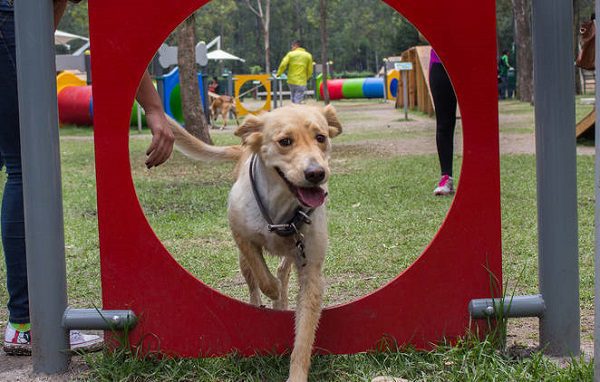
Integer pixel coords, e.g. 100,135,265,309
276,40,313,104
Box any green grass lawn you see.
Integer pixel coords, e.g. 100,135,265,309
0,98,596,380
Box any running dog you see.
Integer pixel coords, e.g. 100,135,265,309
209,93,239,129
168,104,342,382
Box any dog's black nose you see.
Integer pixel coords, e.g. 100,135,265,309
304,166,325,184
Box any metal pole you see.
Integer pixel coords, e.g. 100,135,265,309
136,103,143,132
383,62,388,102
402,70,408,121
279,78,284,105
227,70,233,96
594,1,600,379
469,294,546,319
14,0,70,373
272,75,278,109
532,0,580,357
63,308,137,330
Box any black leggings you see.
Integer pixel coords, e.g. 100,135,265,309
429,63,457,177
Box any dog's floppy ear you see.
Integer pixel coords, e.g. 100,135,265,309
322,104,342,137
235,114,264,150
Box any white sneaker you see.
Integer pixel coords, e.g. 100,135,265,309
3,324,31,355
433,175,454,196
69,330,103,353
3,324,103,355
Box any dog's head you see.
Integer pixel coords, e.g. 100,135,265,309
235,104,342,208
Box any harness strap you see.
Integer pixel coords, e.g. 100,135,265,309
249,154,313,237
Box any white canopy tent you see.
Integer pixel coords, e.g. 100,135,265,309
206,48,245,62
54,30,88,47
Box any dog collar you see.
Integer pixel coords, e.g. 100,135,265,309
249,154,313,238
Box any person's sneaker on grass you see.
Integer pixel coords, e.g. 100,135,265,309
3,323,103,355
3,323,31,355
433,174,454,196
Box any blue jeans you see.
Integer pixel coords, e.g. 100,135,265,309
0,11,28,324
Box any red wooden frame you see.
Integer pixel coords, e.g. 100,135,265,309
89,0,501,356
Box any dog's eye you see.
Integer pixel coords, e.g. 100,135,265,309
316,134,327,143
278,138,293,147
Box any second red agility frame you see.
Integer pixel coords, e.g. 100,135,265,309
89,0,501,356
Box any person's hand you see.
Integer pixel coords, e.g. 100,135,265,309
144,111,174,169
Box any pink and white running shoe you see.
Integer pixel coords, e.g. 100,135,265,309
433,175,454,196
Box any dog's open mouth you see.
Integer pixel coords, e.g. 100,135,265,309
276,168,327,208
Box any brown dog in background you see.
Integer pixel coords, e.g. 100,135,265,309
209,92,239,129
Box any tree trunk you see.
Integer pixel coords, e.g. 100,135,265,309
244,0,271,74
320,0,330,104
176,14,212,144
263,24,271,74
512,0,534,103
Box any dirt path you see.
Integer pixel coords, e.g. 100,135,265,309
3,100,593,379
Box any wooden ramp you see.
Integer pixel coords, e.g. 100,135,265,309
396,45,435,116
395,45,464,119
576,108,595,138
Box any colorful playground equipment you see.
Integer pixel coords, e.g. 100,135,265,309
56,72,92,125
315,70,399,101
159,66,208,124
56,67,208,126
233,74,272,116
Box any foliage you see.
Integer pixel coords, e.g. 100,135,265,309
59,0,597,76
58,0,419,74
84,334,592,381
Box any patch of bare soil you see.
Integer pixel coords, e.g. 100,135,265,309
0,353,90,381
506,308,594,363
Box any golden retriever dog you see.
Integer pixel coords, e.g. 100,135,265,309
168,104,342,382
209,92,239,129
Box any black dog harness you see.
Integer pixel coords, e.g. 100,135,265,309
249,154,313,266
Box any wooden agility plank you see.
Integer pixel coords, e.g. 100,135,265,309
576,108,595,138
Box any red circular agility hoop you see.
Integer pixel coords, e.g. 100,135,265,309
89,0,501,356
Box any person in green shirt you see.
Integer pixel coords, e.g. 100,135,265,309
498,49,512,100
276,40,313,104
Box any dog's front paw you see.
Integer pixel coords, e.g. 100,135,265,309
286,374,307,382
272,299,288,310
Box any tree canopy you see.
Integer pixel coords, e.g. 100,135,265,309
59,0,595,79
59,0,420,76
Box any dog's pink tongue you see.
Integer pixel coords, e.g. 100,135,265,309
297,187,327,208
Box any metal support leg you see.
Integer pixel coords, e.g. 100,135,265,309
14,0,70,373
532,0,580,357
594,0,600,378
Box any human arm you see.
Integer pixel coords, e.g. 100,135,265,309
276,53,290,77
136,71,175,168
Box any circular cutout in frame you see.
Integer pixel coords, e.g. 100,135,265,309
89,0,502,358
234,74,272,116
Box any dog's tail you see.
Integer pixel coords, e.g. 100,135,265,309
167,115,242,162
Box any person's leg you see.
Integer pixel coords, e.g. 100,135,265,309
429,63,457,178
0,11,29,325
289,84,298,104
500,75,508,100
296,85,307,104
